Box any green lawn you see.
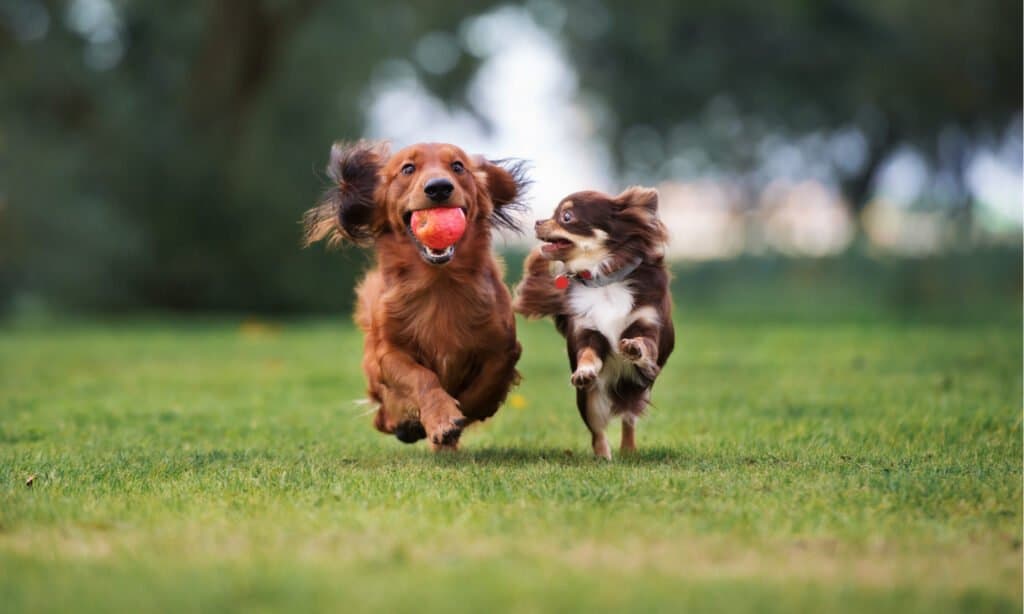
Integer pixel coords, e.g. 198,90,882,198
0,312,1020,613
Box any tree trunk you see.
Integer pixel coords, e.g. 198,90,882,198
187,0,322,143
840,125,901,241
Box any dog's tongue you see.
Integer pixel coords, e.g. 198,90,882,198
541,239,572,253
411,207,466,250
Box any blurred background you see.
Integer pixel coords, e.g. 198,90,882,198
0,0,1020,318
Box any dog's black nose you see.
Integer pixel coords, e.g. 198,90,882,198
534,220,542,228
424,178,454,203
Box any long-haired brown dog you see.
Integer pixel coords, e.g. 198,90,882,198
513,187,674,459
304,141,528,450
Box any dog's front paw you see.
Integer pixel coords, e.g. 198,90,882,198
394,420,427,444
571,365,599,389
429,419,464,451
636,361,660,381
619,338,645,361
422,393,466,451
620,338,660,380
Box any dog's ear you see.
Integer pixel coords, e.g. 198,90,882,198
613,185,668,254
303,141,389,248
615,186,659,215
473,157,531,233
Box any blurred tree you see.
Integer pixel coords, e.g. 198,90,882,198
1,0,1019,314
0,0,501,313
544,0,1021,223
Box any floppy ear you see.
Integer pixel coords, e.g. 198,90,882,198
303,141,389,248
473,157,531,233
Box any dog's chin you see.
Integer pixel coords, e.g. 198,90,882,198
417,242,456,265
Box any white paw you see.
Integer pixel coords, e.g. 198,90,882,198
619,338,645,362
571,365,599,389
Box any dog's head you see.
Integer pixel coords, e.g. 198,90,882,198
534,187,668,273
303,141,528,265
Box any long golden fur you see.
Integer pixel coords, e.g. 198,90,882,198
304,141,528,450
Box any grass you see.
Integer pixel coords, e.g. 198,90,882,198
0,308,1020,613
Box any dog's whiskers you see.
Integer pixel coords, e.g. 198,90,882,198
345,398,380,418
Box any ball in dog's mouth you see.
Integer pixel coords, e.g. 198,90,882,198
405,207,467,265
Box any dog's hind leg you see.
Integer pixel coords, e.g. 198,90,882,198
456,340,522,423
615,387,650,454
620,413,636,454
570,330,613,459
577,387,613,460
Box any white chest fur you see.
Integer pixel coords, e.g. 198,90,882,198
567,281,635,347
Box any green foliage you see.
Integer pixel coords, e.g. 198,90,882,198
0,1,1019,313
550,0,1021,205
0,1,499,312
0,301,1020,612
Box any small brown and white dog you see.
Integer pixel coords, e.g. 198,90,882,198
513,187,674,459
304,141,528,450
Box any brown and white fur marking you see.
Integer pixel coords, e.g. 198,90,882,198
513,187,674,459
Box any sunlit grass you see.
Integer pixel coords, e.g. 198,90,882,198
0,313,1020,613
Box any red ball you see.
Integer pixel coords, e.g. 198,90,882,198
411,207,467,250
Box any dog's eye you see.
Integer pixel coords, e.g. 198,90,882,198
451,161,465,174
401,163,415,176
561,210,573,223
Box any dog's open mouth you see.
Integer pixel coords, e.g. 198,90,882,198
540,237,574,254
404,208,467,265
420,243,455,264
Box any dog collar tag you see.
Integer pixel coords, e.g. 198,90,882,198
554,275,570,290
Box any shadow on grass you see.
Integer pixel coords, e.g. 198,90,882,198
433,446,695,466
422,446,856,470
